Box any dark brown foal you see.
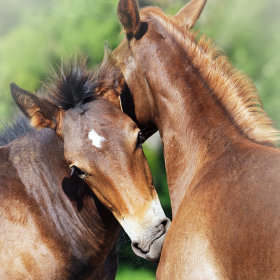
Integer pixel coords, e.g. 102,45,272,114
0,118,119,280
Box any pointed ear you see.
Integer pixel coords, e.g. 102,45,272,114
97,45,126,109
117,0,141,39
175,0,207,29
10,83,62,131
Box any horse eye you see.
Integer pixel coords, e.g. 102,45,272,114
136,131,146,149
70,165,87,179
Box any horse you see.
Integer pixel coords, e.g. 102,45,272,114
94,0,280,278
0,57,170,279
0,117,120,280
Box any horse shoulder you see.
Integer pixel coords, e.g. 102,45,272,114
157,143,280,280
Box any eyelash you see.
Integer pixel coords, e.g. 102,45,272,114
136,131,146,148
70,165,88,179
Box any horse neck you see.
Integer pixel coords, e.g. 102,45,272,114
8,129,119,265
138,47,244,216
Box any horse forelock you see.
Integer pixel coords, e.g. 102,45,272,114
41,54,124,115
136,8,280,146
41,56,99,111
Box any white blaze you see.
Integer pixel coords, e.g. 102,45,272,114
88,129,105,148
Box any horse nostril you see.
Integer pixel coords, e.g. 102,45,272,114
161,218,168,227
132,242,149,254
132,241,139,250
159,218,170,232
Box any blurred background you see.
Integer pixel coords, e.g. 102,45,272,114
0,0,279,279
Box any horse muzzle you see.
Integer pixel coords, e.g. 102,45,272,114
116,196,170,261
131,217,171,262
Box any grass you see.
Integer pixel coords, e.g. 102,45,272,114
116,264,156,280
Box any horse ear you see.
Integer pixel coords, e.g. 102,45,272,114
10,83,61,131
117,0,141,39
97,45,126,109
175,0,207,29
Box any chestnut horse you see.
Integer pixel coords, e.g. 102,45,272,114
99,0,280,278
0,59,170,279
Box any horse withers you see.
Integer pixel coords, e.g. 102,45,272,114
0,59,170,279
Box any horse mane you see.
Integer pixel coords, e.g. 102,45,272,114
0,116,33,146
142,8,280,145
42,51,122,112
42,57,98,111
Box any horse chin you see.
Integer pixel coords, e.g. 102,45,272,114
131,220,171,262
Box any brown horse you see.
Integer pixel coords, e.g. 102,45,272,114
97,0,280,278
0,117,120,280
0,58,170,279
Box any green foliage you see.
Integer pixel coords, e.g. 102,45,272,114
116,264,155,280
0,0,121,122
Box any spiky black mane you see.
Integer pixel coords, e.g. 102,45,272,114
43,57,98,111
0,116,33,146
